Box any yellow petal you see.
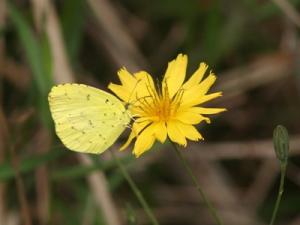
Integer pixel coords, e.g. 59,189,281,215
117,68,137,90
187,107,226,115
181,91,223,108
176,123,204,141
153,121,167,143
167,120,187,147
182,62,208,89
123,71,159,112
196,92,223,105
181,73,216,106
198,72,217,95
175,110,211,125
133,123,157,157
108,83,130,102
120,132,136,151
162,54,187,98
120,119,151,150
134,71,157,99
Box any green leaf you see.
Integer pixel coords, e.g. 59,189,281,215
8,2,52,95
61,0,86,64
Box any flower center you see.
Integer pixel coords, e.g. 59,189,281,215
156,95,172,121
133,81,184,123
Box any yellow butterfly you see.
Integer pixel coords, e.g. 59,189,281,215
48,83,131,154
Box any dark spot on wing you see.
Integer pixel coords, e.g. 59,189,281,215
87,94,90,101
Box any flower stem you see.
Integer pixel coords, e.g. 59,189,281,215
269,164,286,225
171,142,224,225
110,150,159,225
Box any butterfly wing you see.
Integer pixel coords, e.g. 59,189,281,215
48,83,130,154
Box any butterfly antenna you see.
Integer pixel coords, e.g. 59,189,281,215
125,78,142,108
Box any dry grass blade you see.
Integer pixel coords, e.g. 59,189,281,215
79,155,122,225
32,127,51,225
188,135,300,160
30,1,122,224
87,0,148,71
31,0,74,83
217,52,294,105
243,159,279,209
167,157,263,225
272,0,300,28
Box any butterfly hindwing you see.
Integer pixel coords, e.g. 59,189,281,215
48,83,131,154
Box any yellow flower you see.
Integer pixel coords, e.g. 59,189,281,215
108,54,225,157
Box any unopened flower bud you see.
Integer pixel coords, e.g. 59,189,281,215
273,125,289,164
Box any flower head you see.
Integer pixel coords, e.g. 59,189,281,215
109,54,225,157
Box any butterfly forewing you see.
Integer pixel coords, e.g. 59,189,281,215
48,84,131,154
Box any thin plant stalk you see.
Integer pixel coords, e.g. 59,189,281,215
171,142,224,225
269,164,286,225
9,143,32,225
110,150,159,225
